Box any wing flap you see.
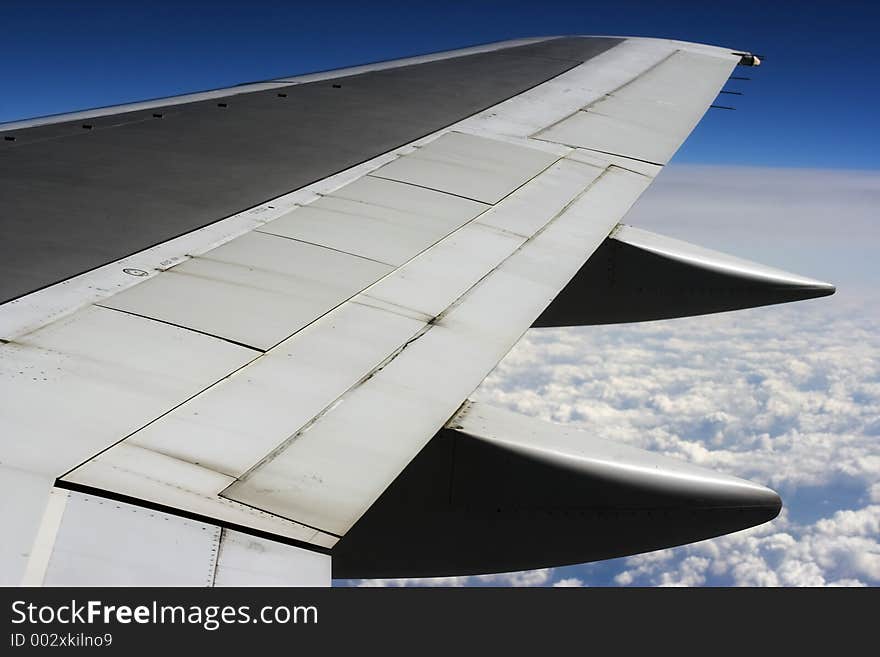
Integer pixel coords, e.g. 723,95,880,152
63,444,336,546
25,489,330,586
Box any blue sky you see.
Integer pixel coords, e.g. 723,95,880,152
1,1,878,168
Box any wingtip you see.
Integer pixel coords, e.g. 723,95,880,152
734,51,762,67
749,485,783,526
769,489,783,520
796,281,837,300
755,485,783,521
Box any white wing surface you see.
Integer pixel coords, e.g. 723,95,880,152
0,36,829,585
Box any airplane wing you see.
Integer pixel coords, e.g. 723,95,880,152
0,36,832,586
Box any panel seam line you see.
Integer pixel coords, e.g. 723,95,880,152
94,303,266,353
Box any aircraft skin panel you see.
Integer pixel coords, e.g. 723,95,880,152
361,157,605,319
62,443,336,547
99,230,395,351
569,146,663,178
368,131,560,204
535,50,737,164
0,468,55,585
0,38,556,132
126,302,426,480
473,157,605,236
42,489,224,587
0,36,817,585
212,528,331,587
23,489,330,587
257,176,489,267
460,38,674,140
0,305,258,479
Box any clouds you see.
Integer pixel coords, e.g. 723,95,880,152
468,294,879,586
357,570,552,588
610,504,880,587
343,166,880,588
491,300,879,492
552,578,584,587
479,166,880,587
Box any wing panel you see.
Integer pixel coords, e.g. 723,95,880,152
257,176,489,266
100,231,394,350
213,529,330,587
41,490,221,586
569,148,662,178
460,39,675,138
535,50,738,163
0,305,257,478
0,467,53,585
472,157,605,236
370,131,559,203
122,302,425,479
365,222,525,317
27,490,331,586
360,158,604,318
64,443,333,545
540,110,678,164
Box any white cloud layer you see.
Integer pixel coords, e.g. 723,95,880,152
346,166,880,588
